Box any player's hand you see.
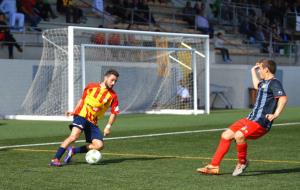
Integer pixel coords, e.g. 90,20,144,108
251,63,260,71
65,111,74,117
265,114,278,122
103,127,111,137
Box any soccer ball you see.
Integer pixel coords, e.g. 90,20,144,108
85,149,102,164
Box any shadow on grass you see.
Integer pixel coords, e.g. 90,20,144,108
102,156,172,165
69,156,173,166
0,123,7,126
242,167,300,176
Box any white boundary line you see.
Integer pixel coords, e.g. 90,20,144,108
0,122,299,150
0,128,225,150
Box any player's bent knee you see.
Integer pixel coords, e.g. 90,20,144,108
92,140,104,150
234,131,245,142
221,130,234,140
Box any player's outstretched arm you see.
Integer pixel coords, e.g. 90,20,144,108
251,63,260,89
266,96,288,121
65,99,83,116
103,114,117,136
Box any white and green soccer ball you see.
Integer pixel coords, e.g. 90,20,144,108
85,149,102,164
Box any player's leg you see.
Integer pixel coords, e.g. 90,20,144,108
65,122,104,164
197,118,246,174
87,123,104,150
51,116,86,166
64,125,89,164
232,120,267,176
50,126,82,166
196,129,234,174
88,139,104,150
210,129,235,165
232,130,249,176
234,130,247,164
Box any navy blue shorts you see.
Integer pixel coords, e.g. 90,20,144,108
69,116,103,143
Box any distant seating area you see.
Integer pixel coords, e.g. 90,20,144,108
0,0,298,64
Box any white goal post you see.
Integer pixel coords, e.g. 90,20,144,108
4,26,210,121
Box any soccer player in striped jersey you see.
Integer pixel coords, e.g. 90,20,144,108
50,69,120,166
197,59,288,176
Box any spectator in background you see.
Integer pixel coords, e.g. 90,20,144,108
92,0,104,17
280,28,290,43
138,0,156,24
56,0,64,14
239,14,257,44
270,22,283,53
214,32,232,63
209,0,222,18
221,0,233,21
195,10,214,38
107,0,130,22
177,80,191,104
0,0,25,32
35,0,58,21
19,0,42,31
255,24,269,53
182,1,195,25
63,0,84,23
128,0,145,24
279,28,291,55
194,1,204,15
255,24,265,42
0,12,23,59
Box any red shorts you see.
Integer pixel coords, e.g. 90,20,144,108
229,118,268,139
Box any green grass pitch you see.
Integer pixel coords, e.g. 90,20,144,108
0,108,299,190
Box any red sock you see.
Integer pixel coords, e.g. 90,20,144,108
211,138,231,166
236,143,248,164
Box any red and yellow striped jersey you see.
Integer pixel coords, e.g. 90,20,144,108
73,82,119,125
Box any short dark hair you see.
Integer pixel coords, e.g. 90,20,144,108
216,32,223,37
105,69,119,77
259,59,277,74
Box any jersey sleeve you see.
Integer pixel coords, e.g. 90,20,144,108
110,94,120,115
270,80,286,98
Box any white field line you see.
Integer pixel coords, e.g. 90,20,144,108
0,128,225,150
0,122,299,150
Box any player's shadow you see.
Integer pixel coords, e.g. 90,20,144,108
71,156,173,166
101,156,172,165
242,167,300,176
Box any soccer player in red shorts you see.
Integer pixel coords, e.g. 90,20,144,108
197,59,288,176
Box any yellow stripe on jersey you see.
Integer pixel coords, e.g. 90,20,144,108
78,87,113,124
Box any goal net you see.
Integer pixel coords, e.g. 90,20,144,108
7,26,210,120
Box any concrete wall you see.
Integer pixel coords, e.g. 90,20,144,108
210,63,300,108
0,59,299,116
0,59,39,115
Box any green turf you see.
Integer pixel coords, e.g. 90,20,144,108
0,107,300,190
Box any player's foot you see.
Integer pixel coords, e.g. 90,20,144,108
232,161,249,176
50,158,62,167
196,164,220,175
64,146,74,164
